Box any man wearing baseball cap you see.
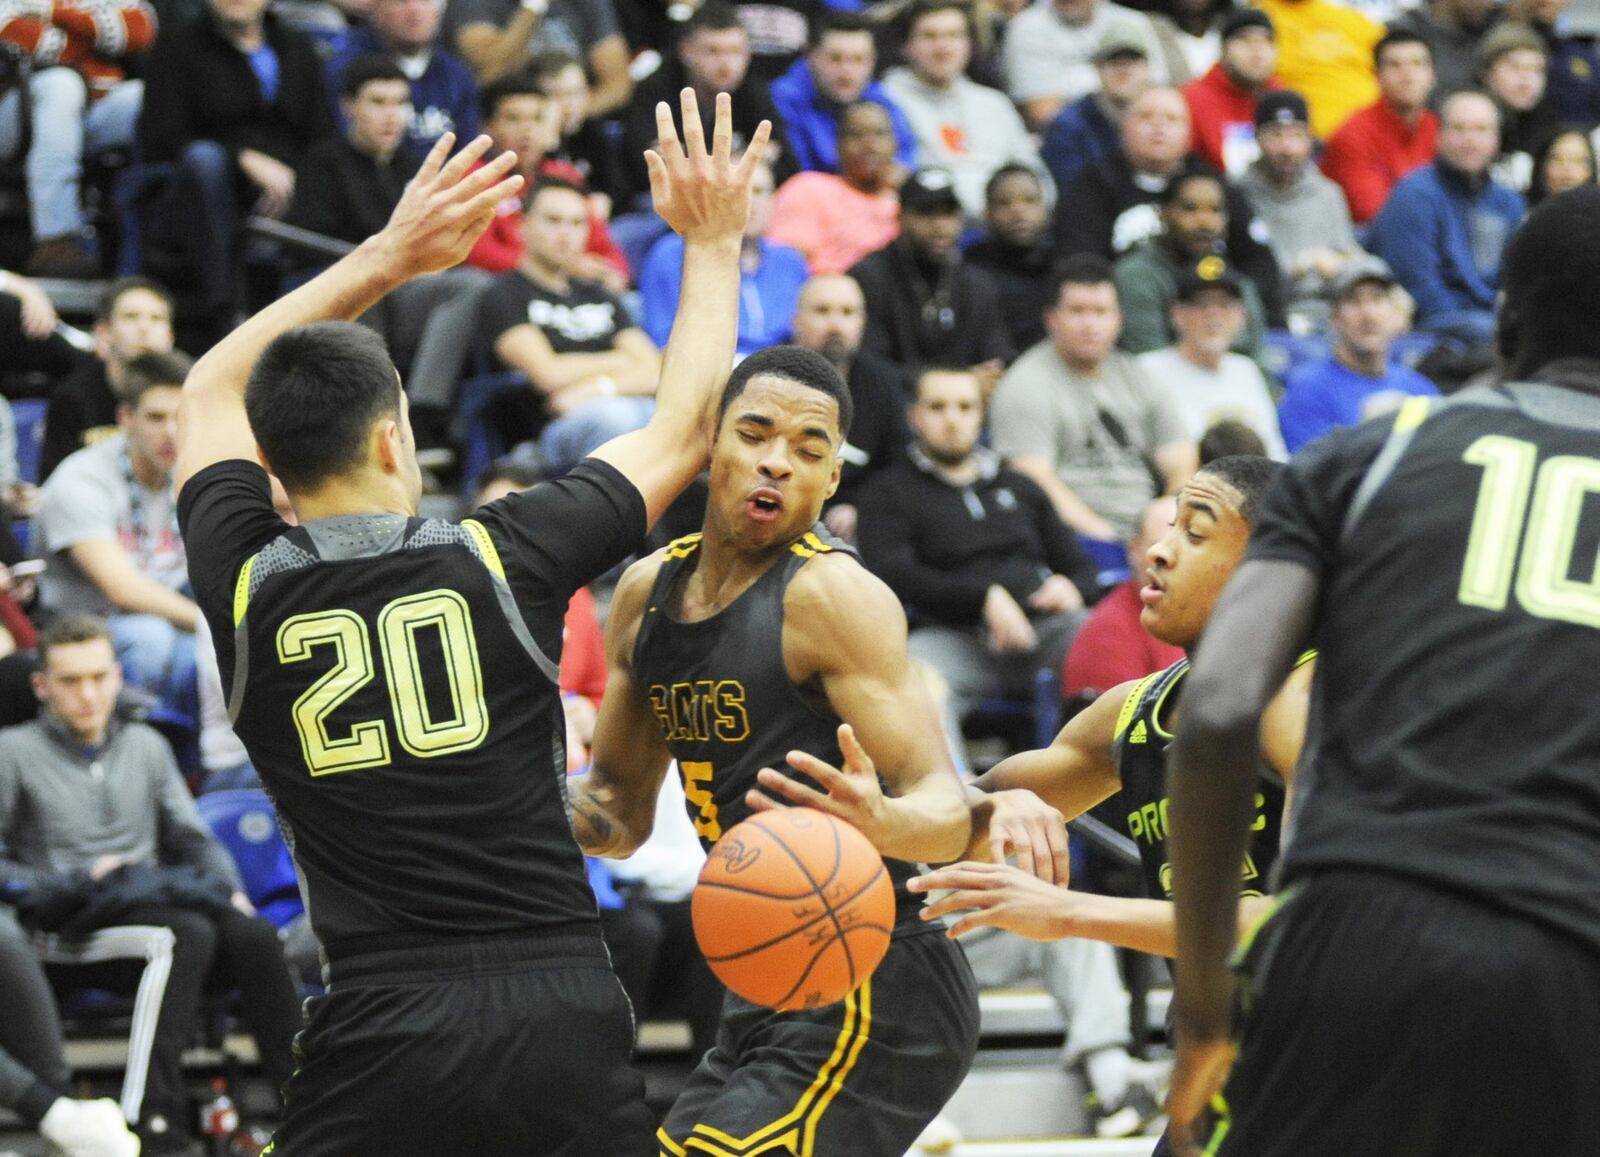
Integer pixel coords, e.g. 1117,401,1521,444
1276,256,1438,451
1138,256,1288,456
848,167,1014,378
1238,89,1361,328
1041,24,1154,193
1182,9,1278,176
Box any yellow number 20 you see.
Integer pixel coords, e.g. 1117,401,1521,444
277,590,490,775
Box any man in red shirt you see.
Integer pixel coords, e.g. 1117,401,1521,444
1182,9,1277,178
1061,495,1184,701
465,73,628,288
1319,29,1439,223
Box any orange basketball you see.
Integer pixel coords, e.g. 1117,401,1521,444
692,808,895,1012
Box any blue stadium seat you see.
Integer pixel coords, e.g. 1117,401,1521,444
12,396,46,485
457,370,533,498
607,212,670,284
194,789,303,930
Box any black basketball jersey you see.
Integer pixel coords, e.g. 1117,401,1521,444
1112,657,1294,902
630,527,921,921
1249,380,1600,958
179,459,648,960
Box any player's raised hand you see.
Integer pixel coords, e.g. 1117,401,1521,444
378,133,523,277
645,89,772,245
907,861,1078,940
747,724,890,847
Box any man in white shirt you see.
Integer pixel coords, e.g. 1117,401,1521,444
1136,259,1286,457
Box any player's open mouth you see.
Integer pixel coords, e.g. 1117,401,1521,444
747,489,783,522
1140,571,1165,606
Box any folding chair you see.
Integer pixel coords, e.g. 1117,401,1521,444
194,789,303,930
35,924,177,1124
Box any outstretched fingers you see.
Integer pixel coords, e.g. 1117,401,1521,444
412,132,456,189
654,99,687,169
435,136,503,197
678,88,707,163
710,91,733,165
835,724,875,777
733,118,773,183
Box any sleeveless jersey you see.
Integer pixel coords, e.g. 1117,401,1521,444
1110,653,1311,902
225,514,593,957
1250,380,1600,958
630,527,921,922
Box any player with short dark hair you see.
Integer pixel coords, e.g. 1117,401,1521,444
1166,187,1600,1157
173,95,769,1156
875,455,1304,958
569,340,981,1157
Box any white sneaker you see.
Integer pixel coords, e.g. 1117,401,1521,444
38,1097,142,1157
911,1114,963,1153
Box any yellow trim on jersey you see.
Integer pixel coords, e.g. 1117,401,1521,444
1391,395,1432,433
233,554,257,627
460,519,506,581
1294,649,1317,669
1234,883,1300,963
1151,666,1186,741
665,533,703,560
1201,1093,1232,1156
676,982,872,1156
657,1129,687,1156
1115,671,1164,740
788,531,835,560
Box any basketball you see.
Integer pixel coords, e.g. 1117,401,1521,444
692,808,896,1012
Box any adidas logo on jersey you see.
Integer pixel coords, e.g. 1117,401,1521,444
1129,720,1149,745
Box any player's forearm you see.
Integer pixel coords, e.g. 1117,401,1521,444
529,349,641,393
112,581,200,631
876,780,972,865
651,236,743,450
184,236,404,410
567,772,653,858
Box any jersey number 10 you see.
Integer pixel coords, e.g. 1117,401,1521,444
1459,436,1600,628
277,590,490,774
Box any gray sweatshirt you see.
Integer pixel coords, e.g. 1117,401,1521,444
1237,159,1359,301
0,714,241,895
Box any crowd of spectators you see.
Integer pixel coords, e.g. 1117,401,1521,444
3,0,1600,1145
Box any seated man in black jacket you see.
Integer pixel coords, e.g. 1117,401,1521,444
849,168,1013,390
857,366,1101,770
288,55,494,440
137,0,335,335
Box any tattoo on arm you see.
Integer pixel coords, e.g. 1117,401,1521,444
570,783,625,856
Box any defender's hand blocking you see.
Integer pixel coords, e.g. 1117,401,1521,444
908,861,1078,940
748,725,890,847
969,788,1070,885
378,133,523,277
645,89,772,244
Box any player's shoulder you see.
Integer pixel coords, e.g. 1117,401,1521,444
609,534,699,623
785,545,896,623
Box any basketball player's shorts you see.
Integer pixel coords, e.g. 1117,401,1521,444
264,929,655,1157
1200,870,1600,1157
658,923,979,1157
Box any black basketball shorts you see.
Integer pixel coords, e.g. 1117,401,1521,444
265,930,655,1157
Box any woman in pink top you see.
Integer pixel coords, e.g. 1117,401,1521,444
768,101,903,274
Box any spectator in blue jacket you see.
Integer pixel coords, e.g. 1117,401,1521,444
638,160,808,356
769,10,917,173
1041,25,1152,195
1519,0,1600,129
1277,257,1438,452
1370,90,1524,345
326,0,479,153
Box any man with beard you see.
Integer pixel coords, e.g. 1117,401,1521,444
857,366,1101,764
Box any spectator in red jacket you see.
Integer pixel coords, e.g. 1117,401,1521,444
1061,495,1183,700
0,0,154,276
1320,30,1439,223
464,71,627,290
1182,8,1277,178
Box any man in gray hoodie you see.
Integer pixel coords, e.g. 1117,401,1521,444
1237,90,1363,330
